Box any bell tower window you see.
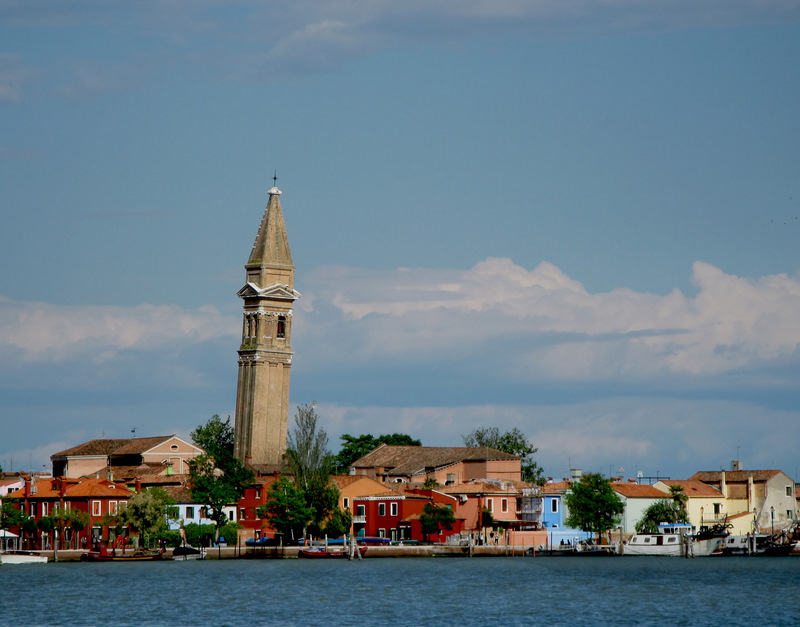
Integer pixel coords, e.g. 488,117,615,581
277,316,286,338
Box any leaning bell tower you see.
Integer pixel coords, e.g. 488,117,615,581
233,182,300,466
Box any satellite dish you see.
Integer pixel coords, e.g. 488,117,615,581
637,471,643,478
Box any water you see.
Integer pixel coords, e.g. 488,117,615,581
1,556,798,626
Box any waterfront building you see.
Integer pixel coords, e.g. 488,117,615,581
7,475,132,549
50,435,202,479
652,479,726,531
540,480,593,545
610,481,665,535
690,464,797,533
352,488,464,543
233,184,300,469
350,444,522,485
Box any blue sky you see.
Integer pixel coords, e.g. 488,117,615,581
1,1,799,482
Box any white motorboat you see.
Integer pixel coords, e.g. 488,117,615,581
0,550,48,564
623,523,724,557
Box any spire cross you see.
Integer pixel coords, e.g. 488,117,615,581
273,170,278,187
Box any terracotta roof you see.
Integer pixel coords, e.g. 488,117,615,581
164,485,195,503
611,483,664,498
352,445,518,476
52,439,133,458
655,480,723,498
440,480,521,496
542,481,572,494
110,436,177,456
689,470,782,483
65,478,131,499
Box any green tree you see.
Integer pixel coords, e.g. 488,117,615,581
462,426,544,485
115,487,177,547
285,404,339,534
261,476,313,544
564,473,624,542
322,507,353,539
333,433,421,474
189,414,254,541
635,499,690,534
478,507,494,529
668,485,689,511
419,503,456,543
0,500,25,531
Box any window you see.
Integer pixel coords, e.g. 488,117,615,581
486,498,493,512
356,505,365,517
390,502,398,516
551,499,559,514
186,506,195,519
29,502,36,517
343,497,349,509
170,444,179,451
787,486,793,497
446,473,456,485
501,498,508,513
239,508,246,520
277,316,286,338
379,503,386,516
713,503,721,515
378,529,385,538
42,503,48,516
109,501,118,515
92,501,101,516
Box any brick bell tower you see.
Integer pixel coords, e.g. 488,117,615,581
233,182,300,466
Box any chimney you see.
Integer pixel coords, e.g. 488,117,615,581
107,469,114,482
135,478,142,493
731,460,742,471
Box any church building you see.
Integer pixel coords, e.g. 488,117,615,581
233,183,300,469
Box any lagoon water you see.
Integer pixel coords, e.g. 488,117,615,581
1,556,798,626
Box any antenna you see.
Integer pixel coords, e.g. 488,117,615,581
131,427,136,438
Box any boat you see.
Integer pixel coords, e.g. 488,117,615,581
0,550,48,565
720,533,796,556
81,537,165,562
297,546,367,559
245,534,279,547
623,523,725,557
171,545,206,560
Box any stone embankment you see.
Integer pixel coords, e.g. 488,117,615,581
39,545,533,561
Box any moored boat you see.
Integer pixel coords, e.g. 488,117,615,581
720,533,796,556
81,537,165,562
298,546,367,559
171,545,206,560
623,523,724,557
0,550,48,565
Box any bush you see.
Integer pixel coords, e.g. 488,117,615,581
218,521,241,545
156,530,182,548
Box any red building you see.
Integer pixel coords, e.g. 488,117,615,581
8,475,132,549
352,488,464,543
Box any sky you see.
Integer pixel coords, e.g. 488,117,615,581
1,1,799,482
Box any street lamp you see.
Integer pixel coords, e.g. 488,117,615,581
771,506,775,535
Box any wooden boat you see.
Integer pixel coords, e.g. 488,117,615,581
298,546,367,559
81,538,165,562
0,550,48,565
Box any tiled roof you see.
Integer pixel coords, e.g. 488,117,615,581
52,439,133,458
611,483,664,498
65,479,131,499
689,470,782,483
656,479,723,498
542,481,572,494
352,445,518,476
440,480,521,496
110,436,176,455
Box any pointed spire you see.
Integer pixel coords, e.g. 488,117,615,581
246,182,294,280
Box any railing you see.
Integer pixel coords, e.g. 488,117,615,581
352,515,366,524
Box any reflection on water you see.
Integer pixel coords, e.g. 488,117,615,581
0,556,798,626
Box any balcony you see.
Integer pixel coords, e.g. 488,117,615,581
352,515,366,524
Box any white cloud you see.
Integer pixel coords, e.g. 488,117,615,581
0,296,238,363
299,258,800,380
